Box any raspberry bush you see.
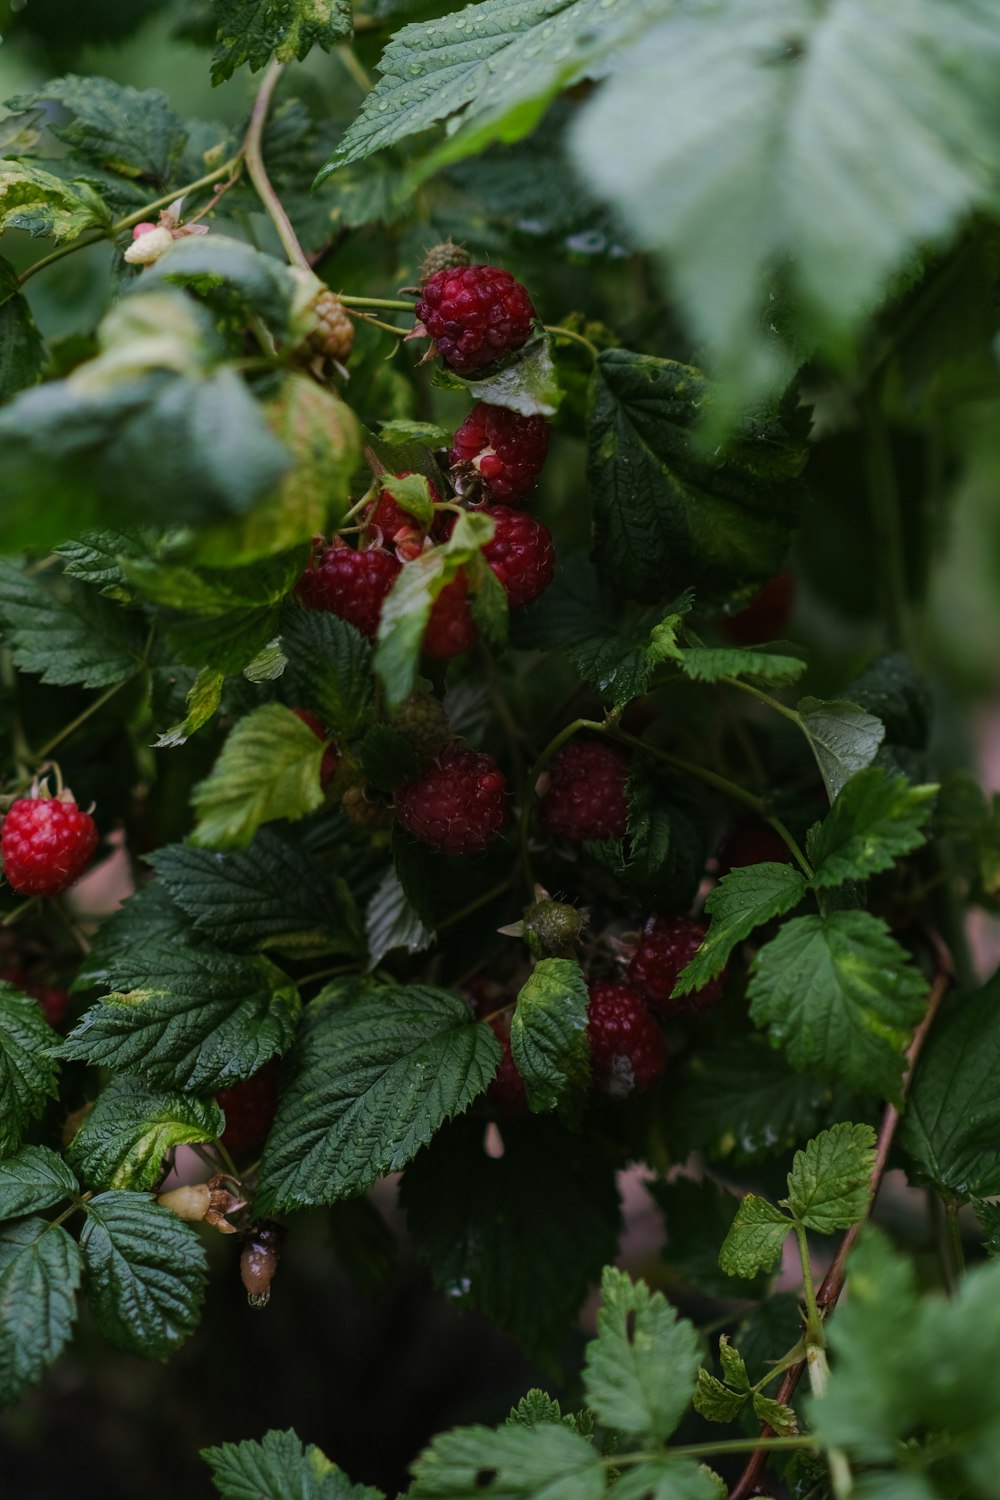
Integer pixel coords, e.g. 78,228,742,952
0,4,999,1499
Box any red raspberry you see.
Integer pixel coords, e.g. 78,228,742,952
291,708,339,789
1,793,98,897
716,820,793,877
722,569,795,645
395,746,507,854
423,573,477,659
587,981,666,1099
627,915,724,1014
415,265,536,374
296,539,401,640
0,965,70,1026
366,472,442,551
449,404,550,503
539,739,630,843
487,1016,527,1116
482,506,555,609
216,1061,279,1157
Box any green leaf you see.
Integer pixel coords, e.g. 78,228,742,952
153,667,224,748
587,350,805,603
0,1218,82,1402
56,937,300,1093
649,1177,767,1298
571,0,1000,407
74,882,192,992
0,160,108,242
438,335,562,419
797,697,886,802
846,653,933,752
0,256,44,402
137,234,299,334
509,958,590,1116
612,1460,724,1500
6,75,187,184
255,982,501,1211
901,969,1000,1198
0,561,146,688
357,725,419,793
0,1148,78,1221
583,1265,701,1443
0,985,61,1155
280,603,374,740
365,867,434,968
677,646,807,687
507,1392,569,1430
150,830,362,957
674,862,808,994
718,1196,791,1279
410,1421,604,1500
973,1199,1000,1258
192,703,328,849
810,767,938,887
124,547,301,615
784,1122,877,1233
379,472,435,529
747,911,927,1100
752,1391,799,1437
692,1367,747,1424
66,1076,224,1191
204,1428,385,1500
80,1191,206,1359
211,0,353,84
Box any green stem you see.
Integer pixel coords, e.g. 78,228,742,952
32,680,129,763
544,324,598,360
339,293,416,312
722,675,804,730
437,875,515,932
350,311,408,338
793,1220,823,1340
944,1197,967,1285
243,61,311,273
751,1340,808,1393
1,896,40,927
49,1192,92,1230
602,1436,815,1467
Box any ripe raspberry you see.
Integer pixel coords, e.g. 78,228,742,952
216,1061,279,1157
722,569,796,645
366,472,441,551
587,981,666,1099
449,404,550,503
1,792,99,897
0,965,70,1026
395,746,507,854
716,820,793,877
296,539,401,640
488,1017,527,1116
419,239,470,284
423,573,477,659
304,289,354,363
291,708,339,789
415,265,536,374
627,915,724,1014
482,506,555,609
539,739,630,843
390,690,453,760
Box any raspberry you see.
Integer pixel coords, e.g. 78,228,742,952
366,472,441,552
716,820,793,877
627,915,724,1014
423,573,477,659
390,690,453,760
395,746,507,854
291,708,339,789
587,981,666,1099
539,739,630,843
415,265,536,374
419,239,470,284
722,569,796,645
482,506,555,609
1,792,99,897
216,1061,279,1157
0,965,70,1026
296,539,401,640
341,783,394,830
487,1017,528,1116
449,404,550,503
304,289,354,363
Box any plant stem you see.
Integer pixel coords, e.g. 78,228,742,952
793,1221,822,1340
339,293,417,312
31,680,129,763
243,61,311,273
350,310,408,338
544,324,599,360
722,675,804,730
437,875,516,932
944,1197,967,1284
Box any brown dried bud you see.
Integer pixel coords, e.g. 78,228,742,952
240,1220,285,1308
158,1174,248,1234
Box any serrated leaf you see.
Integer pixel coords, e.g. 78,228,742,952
192,703,328,849
409,1420,604,1500
7,75,187,184
718,1196,791,1279
0,986,61,1155
401,1116,621,1363
0,561,146,688
136,234,299,333
211,0,353,84
0,1219,82,1402
204,1428,385,1500
784,1122,877,1233
675,862,808,993
678,646,807,686
56,937,300,1092
719,1336,750,1392
380,472,435,528
438,335,562,419
80,1192,206,1359
507,1392,565,1429
693,1367,747,1423
797,697,885,802
649,1178,767,1298
255,983,500,1211
752,1391,799,1436
150,830,361,957
66,1076,224,1191
280,604,374,739
748,911,927,1100
587,350,805,603
612,1460,724,1500
972,1199,1000,1257
583,1266,701,1443
810,767,937,887
153,667,224,748
0,160,108,242
509,958,590,1116
74,882,192,992
0,1148,79,1221
365,866,434,968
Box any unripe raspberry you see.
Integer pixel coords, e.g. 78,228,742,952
482,505,555,608
0,965,70,1026
304,289,354,363
341,783,394,830
449,404,550,503
414,265,536,374
627,915,724,1014
1,791,99,896
296,538,401,640
419,239,471,284
523,898,585,955
124,225,175,265
389,690,453,761
539,739,630,843
587,981,666,1099
395,746,507,854
291,708,339,788
216,1062,279,1156
366,472,442,550
423,573,477,659
722,569,796,645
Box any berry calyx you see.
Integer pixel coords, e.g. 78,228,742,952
722,569,796,645
626,915,724,1014
291,708,339,789
394,746,507,854
716,820,794,877
414,265,536,374
587,981,666,1099
487,1016,527,1116
539,739,630,843
216,1062,279,1156
296,539,401,640
449,404,550,503
1,791,99,897
423,573,477,659
304,289,354,363
482,505,555,609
